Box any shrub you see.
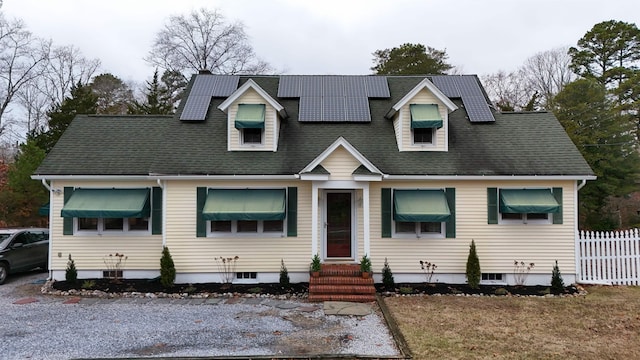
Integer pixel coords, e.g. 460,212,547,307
214,256,239,284
310,254,321,272
466,239,481,289
103,253,128,280
419,260,437,283
65,254,77,284
513,260,535,286
160,246,176,289
551,260,565,294
81,280,96,290
360,254,372,273
279,259,290,289
382,257,395,289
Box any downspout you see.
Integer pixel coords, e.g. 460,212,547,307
41,179,53,281
575,178,588,284
577,179,587,191
157,179,166,247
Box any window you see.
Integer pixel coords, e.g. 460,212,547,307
392,189,451,238
209,219,284,236
394,221,445,238
236,272,257,279
482,273,504,282
413,127,433,144
488,188,562,225
242,128,262,144
75,217,150,233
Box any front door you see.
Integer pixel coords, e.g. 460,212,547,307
325,191,353,258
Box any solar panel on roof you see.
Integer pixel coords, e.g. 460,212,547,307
431,76,461,98
345,97,371,122
277,75,301,97
343,76,366,96
179,95,212,121
365,76,390,98
323,97,345,121
454,76,495,122
301,76,323,96
299,96,323,121
323,76,345,96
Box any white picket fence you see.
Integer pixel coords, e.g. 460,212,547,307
577,229,640,285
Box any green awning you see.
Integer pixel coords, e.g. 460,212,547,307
203,189,286,221
500,189,560,214
410,104,443,129
61,189,150,218
39,202,49,216
235,104,265,129
394,190,450,222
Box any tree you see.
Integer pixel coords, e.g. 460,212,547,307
521,46,576,108
0,138,47,227
481,70,536,111
0,13,49,136
90,73,134,115
569,20,640,88
159,246,176,289
552,79,640,229
128,69,174,115
371,43,453,75
465,240,481,289
146,8,272,80
31,82,98,153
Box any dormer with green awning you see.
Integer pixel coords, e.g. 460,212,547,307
410,104,443,129
234,104,265,129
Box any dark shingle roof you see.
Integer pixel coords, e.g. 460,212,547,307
35,75,594,177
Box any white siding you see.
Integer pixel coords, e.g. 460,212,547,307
320,146,362,180
369,180,577,277
48,180,162,271
165,181,312,274
394,88,448,152
227,88,278,152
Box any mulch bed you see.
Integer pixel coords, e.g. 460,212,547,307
52,278,578,297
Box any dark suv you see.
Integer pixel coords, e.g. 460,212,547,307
0,228,49,284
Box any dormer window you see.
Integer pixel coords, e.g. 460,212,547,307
235,104,265,145
410,104,442,145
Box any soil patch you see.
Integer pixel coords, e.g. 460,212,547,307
376,282,579,296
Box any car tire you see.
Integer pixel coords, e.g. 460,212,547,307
0,263,8,285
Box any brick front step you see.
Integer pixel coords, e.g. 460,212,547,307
308,294,376,302
309,264,376,303
310,276,374,286
311,284,376,294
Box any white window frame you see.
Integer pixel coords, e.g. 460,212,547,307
411,127,436,146
207,219,285,238
240,128,264,146
74,217,151,236
393,220,445,239
497,188,554,225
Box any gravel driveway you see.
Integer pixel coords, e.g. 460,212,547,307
1,272,400,359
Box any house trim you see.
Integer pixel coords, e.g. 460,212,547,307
300,137,384,176
386,78,458,118
217,79,286,116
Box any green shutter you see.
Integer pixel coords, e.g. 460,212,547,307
445,188,456,238
381,188,392,238
287,187,298,237
63,187,74,235
152,187,163,235
487,188,498,224
196,187,207,238
552,187,563,224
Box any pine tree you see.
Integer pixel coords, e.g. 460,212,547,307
466,240,481,289
551,260,565,294
159,246,176,289
128,69,174,115
382,257,395,289
279,259,290,289
65,254,77,284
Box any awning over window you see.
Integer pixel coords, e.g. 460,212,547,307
410,104,443,129
394,190,450,222
500,189,560,214
61,189,150,218
203,189,286,221
235,104,265,129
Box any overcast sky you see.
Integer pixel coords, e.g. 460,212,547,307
3,0,640,84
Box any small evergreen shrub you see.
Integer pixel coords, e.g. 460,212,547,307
382,257,395,289
279,259,290,289
466,239,481,289
160,246,176,289
65,254,77,284
551,260,565,294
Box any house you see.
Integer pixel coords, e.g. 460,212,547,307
33,73,595,291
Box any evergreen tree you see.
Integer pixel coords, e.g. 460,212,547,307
279,259,290,289
466,240,481,289
31,82,98,153
371,43,453,75
128,69,174,115
90,73,134,114
553,79,640,229
550,260,565,294
65,254,78,284
159,246,176,289
382,257,395,289
0,139,47,226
